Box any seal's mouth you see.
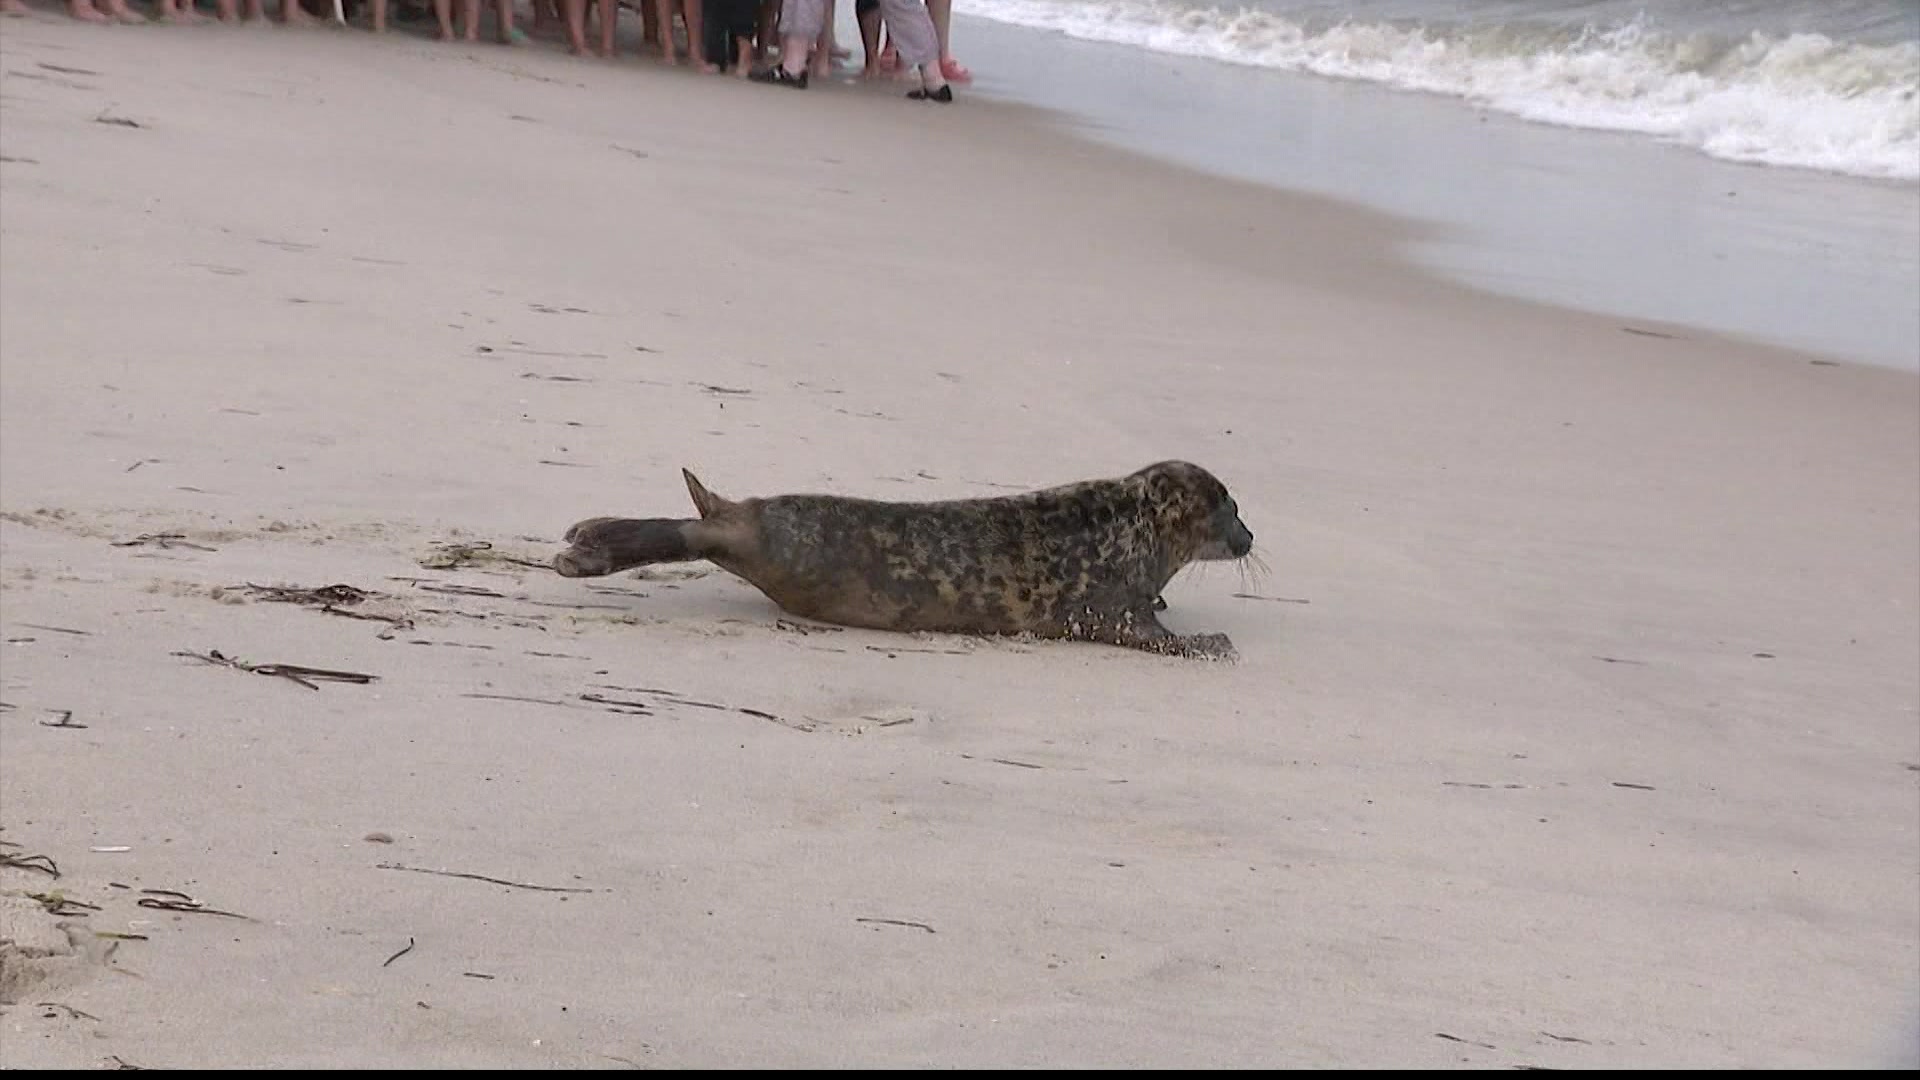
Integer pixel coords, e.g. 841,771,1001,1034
1197,518,1254,561
552,546,608,578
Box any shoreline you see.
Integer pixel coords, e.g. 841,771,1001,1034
949,12,1920,372
4,14,1917,1070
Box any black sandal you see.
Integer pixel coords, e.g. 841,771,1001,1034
749,66,809,89
906,84,954,103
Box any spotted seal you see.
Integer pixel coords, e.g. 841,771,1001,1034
552,461,1255,659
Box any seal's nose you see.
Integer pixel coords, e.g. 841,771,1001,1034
1231,526,1254,558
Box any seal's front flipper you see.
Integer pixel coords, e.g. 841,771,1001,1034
1170,631,1237,662
554,517,696,578
1082,609,1236,662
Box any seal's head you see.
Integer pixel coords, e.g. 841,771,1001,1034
1131,460,1254,564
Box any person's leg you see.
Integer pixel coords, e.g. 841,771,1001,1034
594,0,615,55
681,0,715,71
699,0,722,65
430,0,450,34
749,0,821,83
157,0,208,22
280,0,313,23
855,0,880,76
90,0,147,21
753,0,774,63
655,0,679,63
875,0,946,99
924,0,945,56
560,0,588,51
924,0,964,77
807,0,832,78
494,0,513,42
369,0,384,28
459,0,477,37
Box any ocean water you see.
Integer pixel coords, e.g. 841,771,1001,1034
955,0,1920,181
947,7,1920,369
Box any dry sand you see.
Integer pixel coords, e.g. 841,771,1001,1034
2,12,1917,1070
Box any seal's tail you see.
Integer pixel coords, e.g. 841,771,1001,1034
552,516,697,578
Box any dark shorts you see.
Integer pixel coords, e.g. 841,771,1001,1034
704,0,758,46
856,0,876,14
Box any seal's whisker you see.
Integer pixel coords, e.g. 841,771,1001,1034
1237,549,1273,590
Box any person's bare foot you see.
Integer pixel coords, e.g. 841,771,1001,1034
1,0,31,17
280,0,313,23
96,0,147,21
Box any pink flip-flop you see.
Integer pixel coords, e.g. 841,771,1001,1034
940,56,972,82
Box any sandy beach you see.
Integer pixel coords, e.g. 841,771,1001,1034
2,13,1917,1070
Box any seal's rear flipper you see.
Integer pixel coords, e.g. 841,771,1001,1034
682,469,728,519
554,517,696,578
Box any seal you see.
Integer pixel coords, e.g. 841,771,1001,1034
552,461,1255,659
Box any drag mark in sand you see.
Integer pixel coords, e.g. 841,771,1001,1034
172,649,377,692
855,917,936,934
136,888,253,920
112,533,215,552
375,862,595,894
18,622,90,636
